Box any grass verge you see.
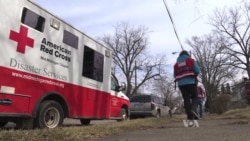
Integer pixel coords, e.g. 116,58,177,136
0,107,249,141
0,117,174,141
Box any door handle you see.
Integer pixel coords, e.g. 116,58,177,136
0,99,12,105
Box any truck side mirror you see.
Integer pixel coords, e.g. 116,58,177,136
119,82,126,91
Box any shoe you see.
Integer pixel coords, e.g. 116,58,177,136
188,120,194,127
191,110,199,119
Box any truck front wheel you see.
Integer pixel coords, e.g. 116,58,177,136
34,100,64,129
117,108,128,121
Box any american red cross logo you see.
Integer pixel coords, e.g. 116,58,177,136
9,25,34,54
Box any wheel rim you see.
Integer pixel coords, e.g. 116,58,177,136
122,113,127,120
44,107,60,128
121,109,127,120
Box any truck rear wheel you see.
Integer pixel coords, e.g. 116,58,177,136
34,100,64,128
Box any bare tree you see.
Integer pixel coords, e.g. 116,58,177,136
187,34,236,112
151,75,176,107
101,22,166,98
209,1,250,78
150,74,184,113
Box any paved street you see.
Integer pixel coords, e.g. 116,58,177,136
97,119,250,141
4,118,115,129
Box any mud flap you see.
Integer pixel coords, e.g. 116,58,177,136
16,118,34,129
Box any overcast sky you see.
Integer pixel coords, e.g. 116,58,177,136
33,0,242,64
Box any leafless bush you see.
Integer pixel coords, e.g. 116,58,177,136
214,94,232,114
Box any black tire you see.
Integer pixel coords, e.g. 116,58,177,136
0,122,8,128
34,100,64,129
117,108,128,121
80,119,91,125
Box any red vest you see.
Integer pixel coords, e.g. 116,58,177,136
174,57,195,82
197,86,205,98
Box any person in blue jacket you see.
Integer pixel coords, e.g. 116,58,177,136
174,50,200,120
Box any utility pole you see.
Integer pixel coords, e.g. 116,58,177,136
163,0,184,50
135,60,137,95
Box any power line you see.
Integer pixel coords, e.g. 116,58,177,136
162,0,184,50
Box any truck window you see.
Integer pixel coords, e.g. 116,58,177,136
21,7,45,32
82,46,104,82
111,77,117,91
111,75,119,91
63,30,79,49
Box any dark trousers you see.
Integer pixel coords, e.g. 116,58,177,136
179,84,198,120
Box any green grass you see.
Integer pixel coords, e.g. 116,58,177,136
0,107,249,141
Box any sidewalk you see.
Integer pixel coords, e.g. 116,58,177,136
97,118,250,141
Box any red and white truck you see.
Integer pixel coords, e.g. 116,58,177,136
0,0,130,129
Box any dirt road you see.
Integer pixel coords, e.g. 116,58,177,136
97,118,250,141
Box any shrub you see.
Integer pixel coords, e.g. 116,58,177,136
230,100,248,109
214,94,232,114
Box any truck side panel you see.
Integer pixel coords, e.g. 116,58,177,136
0,0,121,120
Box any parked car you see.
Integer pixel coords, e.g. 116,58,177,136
130,95,170,118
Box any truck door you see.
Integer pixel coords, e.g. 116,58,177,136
110,76,122,117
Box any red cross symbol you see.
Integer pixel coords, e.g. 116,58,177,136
9,25,34,54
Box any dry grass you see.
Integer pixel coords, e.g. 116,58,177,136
208,106,250,120
0,107,249,141
0,118,173,141
207,106,250,125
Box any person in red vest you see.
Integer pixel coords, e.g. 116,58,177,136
174,50,200,120
197,77,206,118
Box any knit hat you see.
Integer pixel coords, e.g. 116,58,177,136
179,50,190,57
